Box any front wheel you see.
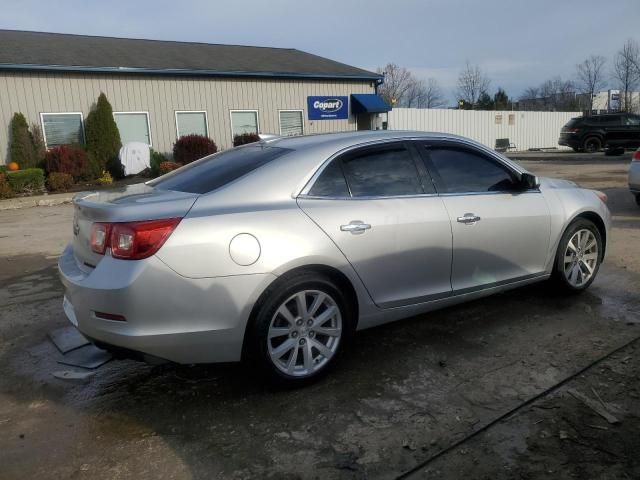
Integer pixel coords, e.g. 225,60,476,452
246,271,352,385
552,219,602,292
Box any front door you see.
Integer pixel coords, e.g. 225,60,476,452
415,141,551,293
298,142,452,308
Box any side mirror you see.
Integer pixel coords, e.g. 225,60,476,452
520,173,540,190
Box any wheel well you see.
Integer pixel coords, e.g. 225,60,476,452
574,211,607,256
583,135,602,145
241,264,359,360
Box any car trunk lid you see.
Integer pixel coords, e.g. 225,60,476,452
71,183,199,268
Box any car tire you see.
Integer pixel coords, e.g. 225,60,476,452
246,271,353,385
552,218,603,293
583,137,602,153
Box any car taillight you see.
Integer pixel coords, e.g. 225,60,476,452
90,223,112,254
633,150,640,162
90,218,181,260
563,128,580,134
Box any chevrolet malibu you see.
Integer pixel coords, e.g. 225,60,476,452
59,131,611,384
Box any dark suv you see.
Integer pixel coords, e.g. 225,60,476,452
559,113,640,154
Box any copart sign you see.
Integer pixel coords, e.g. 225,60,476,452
307,96,349,120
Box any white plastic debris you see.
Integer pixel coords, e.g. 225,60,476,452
119,142,150,175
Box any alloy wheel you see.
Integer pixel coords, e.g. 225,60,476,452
563,229,598,288
267,290,342,377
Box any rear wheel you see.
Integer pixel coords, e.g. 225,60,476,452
583,137,602,153
246,271,352,385
552,219,602,292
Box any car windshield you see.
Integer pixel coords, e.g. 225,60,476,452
149,145,292,194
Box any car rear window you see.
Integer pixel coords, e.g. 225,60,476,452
149,145,291,194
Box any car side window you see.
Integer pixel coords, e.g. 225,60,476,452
625,115,640,126
307,159,350,197
341,145,424,197
426,146,519,194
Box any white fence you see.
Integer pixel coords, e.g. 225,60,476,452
387,108,581,151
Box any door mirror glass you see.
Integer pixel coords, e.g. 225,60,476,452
520,173,540,190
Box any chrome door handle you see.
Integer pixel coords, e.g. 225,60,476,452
340,221,371,234
457,213,481,225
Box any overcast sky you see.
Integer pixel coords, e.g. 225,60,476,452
2,0,638,104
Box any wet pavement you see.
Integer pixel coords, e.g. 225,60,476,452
1,155,639,479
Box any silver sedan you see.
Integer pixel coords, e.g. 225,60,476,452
59,131,611,384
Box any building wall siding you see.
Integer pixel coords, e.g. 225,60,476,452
0,71,375,163
388,108,581,151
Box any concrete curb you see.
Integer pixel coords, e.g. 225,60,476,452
0,193,74,210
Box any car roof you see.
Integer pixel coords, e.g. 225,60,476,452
262,130,472,152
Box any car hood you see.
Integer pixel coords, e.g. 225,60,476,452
537,176,578,190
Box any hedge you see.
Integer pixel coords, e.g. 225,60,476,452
6,168,45,194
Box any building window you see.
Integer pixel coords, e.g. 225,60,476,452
40,113,84,148
113,112,152,146
230,110,259,139
279,110,304,136
175,111,209,138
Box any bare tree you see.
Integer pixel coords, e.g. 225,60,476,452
613,38,640,112
457,61,490,107
376,63,415,106
520,87,539,100
576,55,607,111
404,77,447,108
539,77,577,111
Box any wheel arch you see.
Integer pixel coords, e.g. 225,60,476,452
570,211,607,257
240,264,360,360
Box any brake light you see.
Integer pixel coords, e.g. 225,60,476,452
633,150,640,161
563,128,580,134
90,223,112,254
90,218,181,260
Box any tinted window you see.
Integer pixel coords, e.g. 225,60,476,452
590,115,621,126
427,147,518,193
341,146,423,197
308,160,349,197
565,118,583,128
149,145,291,194
625,115,640,126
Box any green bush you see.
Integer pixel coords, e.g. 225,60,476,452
30,123,46,167
0,165,7,174
46,172,74,192
0,172,13,199
149,149,167,177
10,113,37,169
85,93,121,177
6,168,45,195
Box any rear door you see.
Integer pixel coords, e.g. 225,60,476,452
622,114,640,148
414,141,551,293
601,115,626,147
298,141,453,308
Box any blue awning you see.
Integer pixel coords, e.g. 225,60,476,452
351,94,392,114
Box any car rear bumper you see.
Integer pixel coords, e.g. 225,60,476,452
558,134,580,148
58,245,276,363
